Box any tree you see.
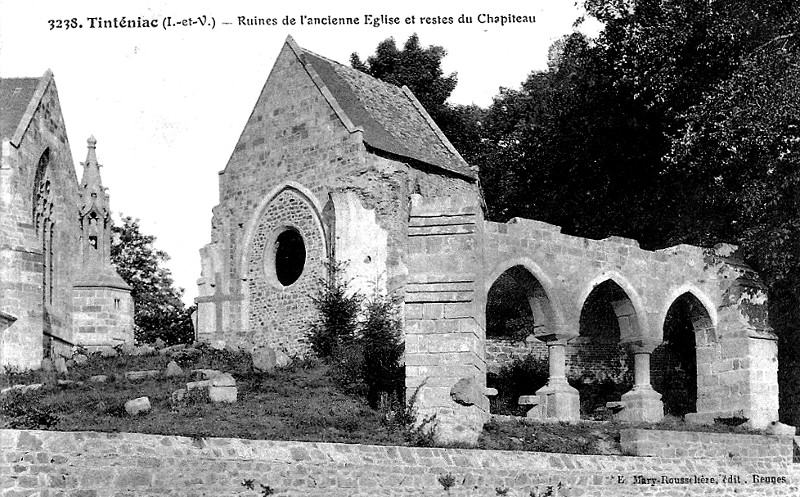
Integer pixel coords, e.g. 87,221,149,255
111,216,194,345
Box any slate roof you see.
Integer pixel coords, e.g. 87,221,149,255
296,43,475,180
0,77,40,141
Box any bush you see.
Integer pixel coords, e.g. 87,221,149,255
1,390,59,429
487,354,549,416
306,263,361,359
360,296,404,408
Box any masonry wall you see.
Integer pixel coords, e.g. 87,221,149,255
198,42,476,354
0,78,79,369
3,429,799,496
71,286,134,348
481,217,779,427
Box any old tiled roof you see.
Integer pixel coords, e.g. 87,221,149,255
298,47,475,180
0,77,40,140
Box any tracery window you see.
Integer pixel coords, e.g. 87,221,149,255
33,150,55,305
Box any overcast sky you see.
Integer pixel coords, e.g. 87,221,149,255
0,0,601,305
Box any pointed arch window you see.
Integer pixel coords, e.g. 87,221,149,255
33,150,55,305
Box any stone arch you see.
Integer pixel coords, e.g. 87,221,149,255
575,276,642,417
484,261,559,415
576,271,647,337
239,182,327,354
652,292,716,417
485,258,564,334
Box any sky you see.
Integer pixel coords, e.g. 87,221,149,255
0,0,601,306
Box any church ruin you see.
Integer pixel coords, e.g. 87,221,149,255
196,36,779,442
0,71,134,370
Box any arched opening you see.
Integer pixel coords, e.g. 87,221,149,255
575,280,635,418
485,265,552,415
274,229,306,286
652,293,710,417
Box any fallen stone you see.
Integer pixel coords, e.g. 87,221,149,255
88,375,108,383
153,338,166,349
65,359,75,369
450,377,483,406
96,346,117,358
165,361,183,377
274,349,291,368
210,340,227,351
767,421,796,436
53,356,68,374
159,344,187,356
186,380,210,391
120,343,137,355
192,369,221,380
40,358,54,372
1,383,43,395
124,370,160,381
72,354,88,365
252,347,277,372
125,397,151,416
209,386,237,403
210,372,235,387
131,345,156,357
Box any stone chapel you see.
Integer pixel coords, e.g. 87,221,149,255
0,70,134,370
197,36,781,442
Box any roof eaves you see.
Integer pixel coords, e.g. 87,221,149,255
10,69,53,148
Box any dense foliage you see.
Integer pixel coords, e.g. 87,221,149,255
111,216,194,345
307,265,404,409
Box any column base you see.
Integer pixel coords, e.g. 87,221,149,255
614,385,663,423
520,379,580,422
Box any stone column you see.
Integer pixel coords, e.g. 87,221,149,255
617,338,663,423
521,333,579,422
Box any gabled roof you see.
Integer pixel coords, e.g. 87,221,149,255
0,70,53,146
287,37,475,180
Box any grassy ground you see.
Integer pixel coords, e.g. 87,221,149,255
1,347,409,446
0,347,765,454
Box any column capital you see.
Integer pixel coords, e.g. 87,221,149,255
622,337,661,354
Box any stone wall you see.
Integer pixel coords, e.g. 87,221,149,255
481,217,779,427
197,40,476,354
620,429,793,464
0,75,79,369
3,429,799,496
486,337,631,381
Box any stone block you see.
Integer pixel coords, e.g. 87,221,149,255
209,385,237,403
53,356,68,374
88,375,107,383
187,380,210,391
72,354,88,365
165,361,183,377
125,396,151,416
124,370,160,381
210,372,236,387
252,347,277,372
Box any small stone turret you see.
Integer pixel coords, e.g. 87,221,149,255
72,136,134,349
78,136,111,266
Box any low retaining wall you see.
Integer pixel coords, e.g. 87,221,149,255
621,428,794,464
2,429,799,496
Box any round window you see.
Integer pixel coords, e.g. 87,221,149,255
274,229,306,286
